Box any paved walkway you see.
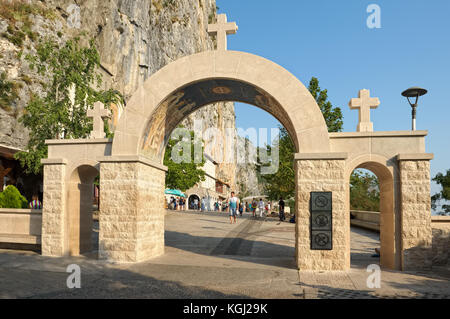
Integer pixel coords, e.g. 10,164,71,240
0,210,448,298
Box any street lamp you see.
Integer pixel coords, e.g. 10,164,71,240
402,87,428,131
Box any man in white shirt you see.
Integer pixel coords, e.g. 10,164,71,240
194,198,198,210
228,192,240,224
258,199,265,218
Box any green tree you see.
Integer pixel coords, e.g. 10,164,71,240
308,77,344,132
350,170,380,211
164,130,206,192
431,169,450,215
0,72,19,112
14,36,122,174
261,127,296,201
0,185,28,209
262,77,344,201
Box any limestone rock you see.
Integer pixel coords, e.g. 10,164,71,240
0,0,254,192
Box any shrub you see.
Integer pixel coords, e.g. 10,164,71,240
0,72,19,112
0,185,28,209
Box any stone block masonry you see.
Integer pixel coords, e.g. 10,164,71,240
41,163,67,257
431,217,450,267
399,160,433,270
295,159,348,271
99,161,166,263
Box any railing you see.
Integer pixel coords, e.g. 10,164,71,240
431,216,450,266
0,208,42,244
431,215,450,223
350,210,380,231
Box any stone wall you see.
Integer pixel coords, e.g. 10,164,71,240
295,159,348,271
431,217,450,266
99,161,165,263
0,208,42,244
399,160,433,270
350,210,380,232
41,163,66,256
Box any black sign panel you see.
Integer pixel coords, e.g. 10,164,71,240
311,231,332,250
310,192,332,250
311,192,332,211
311,211,332,231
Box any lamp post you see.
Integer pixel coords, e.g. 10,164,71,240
401,87,428,131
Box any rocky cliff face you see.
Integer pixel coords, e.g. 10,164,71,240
235,136,264,197
0,0,268,192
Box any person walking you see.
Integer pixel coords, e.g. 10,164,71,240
194,198,199,210
228,192,239,224
251,200,257,218
258,198,265,218
201,197,205,211
180,197,185,211
279,197,286,221
239,202,243,216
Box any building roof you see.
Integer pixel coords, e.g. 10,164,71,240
203,153,218,165
0,144,22,160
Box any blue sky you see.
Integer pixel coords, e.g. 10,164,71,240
217,0,450,201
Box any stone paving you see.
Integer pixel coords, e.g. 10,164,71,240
0,210,448,299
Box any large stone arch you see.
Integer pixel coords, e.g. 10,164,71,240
96,50,333,265
38,44,435,272
111,50,330,162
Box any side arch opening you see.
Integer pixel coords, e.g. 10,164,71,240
67,165,99,257
348,161,397,270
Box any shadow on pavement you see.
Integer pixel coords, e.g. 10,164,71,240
0,252,252,299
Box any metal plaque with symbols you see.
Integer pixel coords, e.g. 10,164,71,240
310,192,332,250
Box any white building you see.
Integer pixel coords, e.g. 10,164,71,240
185,153,231,211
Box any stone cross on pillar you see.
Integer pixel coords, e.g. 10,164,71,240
349,89,380,132
208,14,238,51
87,101,110,139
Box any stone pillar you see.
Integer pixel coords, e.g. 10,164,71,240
99,157,166,263
41,159,67,256
398,154,434,270
295,153,348,271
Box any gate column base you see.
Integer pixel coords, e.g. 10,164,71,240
295,153,348,271
99,157,167,263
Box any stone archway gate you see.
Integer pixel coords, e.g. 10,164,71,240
41,15,434,271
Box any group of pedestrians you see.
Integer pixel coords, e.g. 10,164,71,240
245,198,270,218
241,197,287,222
227,196,276,222
168,196,186,210
168,192,290,224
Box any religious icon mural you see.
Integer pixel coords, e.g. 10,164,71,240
140,79,296,162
